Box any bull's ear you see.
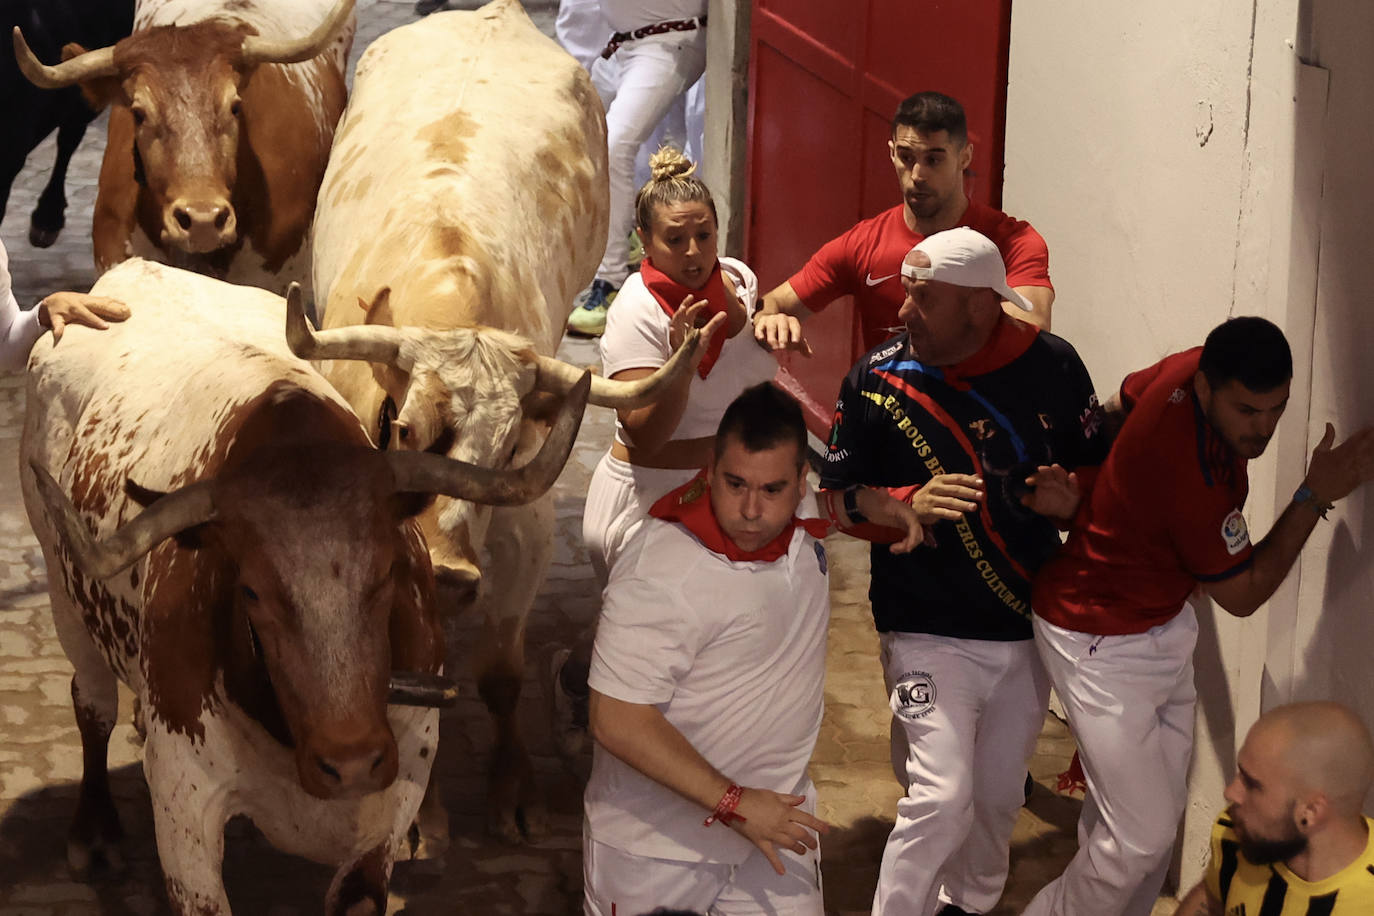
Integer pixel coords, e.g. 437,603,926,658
390,492,435,521
363,287,394,327
125,479,209,550
63,43,122,112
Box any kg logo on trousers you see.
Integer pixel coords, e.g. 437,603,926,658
892,671,937,720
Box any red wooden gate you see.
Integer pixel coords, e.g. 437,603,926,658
745,0,1014,437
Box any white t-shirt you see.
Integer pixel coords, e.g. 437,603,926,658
601,257,778,446
600,0,707,33
585,514,831,864
0,241,43,373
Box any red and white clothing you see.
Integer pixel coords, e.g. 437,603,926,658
1025,349,1253,916
584,256,778,581
790,202,1052,354
583,477,830,914
0,241,43,372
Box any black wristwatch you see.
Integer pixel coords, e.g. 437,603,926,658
843,486,867,524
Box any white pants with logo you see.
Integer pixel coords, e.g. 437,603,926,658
1021,607,1198,916
590,30,708,287
584,821,823,916
874,632,1050,916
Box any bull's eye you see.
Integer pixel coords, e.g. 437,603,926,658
242,585,259,602
229,98,242,117
131,105,148,127
377,396,397,450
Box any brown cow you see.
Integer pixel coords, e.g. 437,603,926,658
12,0,355,292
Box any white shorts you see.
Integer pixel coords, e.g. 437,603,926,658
583,452,698,587
584,824,824,916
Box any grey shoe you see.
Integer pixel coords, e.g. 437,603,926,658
414,0,447,15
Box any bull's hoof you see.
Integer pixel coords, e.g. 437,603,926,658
405,816,450,862
28,224,60,249
487,799,548,845
67,834,126,881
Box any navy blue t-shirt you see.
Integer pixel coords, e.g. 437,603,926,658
820,318,1106,640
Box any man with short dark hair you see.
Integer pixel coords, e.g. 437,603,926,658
820,227,1105,916
754,90,1054,362
1175,702,1374,916
1023,318,1374,916
584,383,920,916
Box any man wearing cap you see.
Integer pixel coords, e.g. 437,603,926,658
1022,317,1374,916
753,90,1054,363
819,227,1105,916
1175,702,1374,916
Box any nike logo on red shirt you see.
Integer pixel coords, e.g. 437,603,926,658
865,272,897,286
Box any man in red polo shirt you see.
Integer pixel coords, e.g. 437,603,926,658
1022,317,1374,916
753,91,1054,359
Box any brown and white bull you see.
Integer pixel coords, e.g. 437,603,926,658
21,258,591,914
297,0,699,842
11,0,355,292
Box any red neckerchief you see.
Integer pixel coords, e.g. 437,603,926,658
640,257,729,378
649,472,830,563
939,314,1039,389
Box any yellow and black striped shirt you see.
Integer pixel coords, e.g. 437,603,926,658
1205,814,1374,916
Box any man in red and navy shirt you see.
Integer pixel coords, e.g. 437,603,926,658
820,228,1104,916
754,91,1053,361
1023,317,1374,916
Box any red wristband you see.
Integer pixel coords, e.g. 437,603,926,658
704,784,747,827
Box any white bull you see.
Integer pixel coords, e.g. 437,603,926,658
300,0,698,842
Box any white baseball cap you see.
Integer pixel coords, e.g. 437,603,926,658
901,227,1034,312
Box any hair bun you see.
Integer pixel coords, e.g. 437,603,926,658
649,146,697,183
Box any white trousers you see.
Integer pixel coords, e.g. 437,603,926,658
1020,607,1198,916
583,452,697,586
874,633,1050,916
584,823,823,916
590,30,708,286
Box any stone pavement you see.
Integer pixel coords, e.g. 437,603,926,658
0,0,1180,913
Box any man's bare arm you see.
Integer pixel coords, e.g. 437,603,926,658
753,280,812,354
757,280,806,318
590,690,832,874
1205,423,1374,616
1008,285,1054,331
1174,880,1222,916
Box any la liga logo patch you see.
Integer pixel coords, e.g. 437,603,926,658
1221,509,1250,555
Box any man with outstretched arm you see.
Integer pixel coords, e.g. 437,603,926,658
821,227,1105,916
1023,317,1374,916
1175,702,1374,915
583,382,922,916
754,90,1054,363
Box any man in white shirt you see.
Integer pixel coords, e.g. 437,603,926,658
584,382,920,915
0,239,128,372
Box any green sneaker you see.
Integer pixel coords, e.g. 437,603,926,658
627,231,645,271
566,279,618,337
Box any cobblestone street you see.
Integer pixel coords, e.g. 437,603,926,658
0,1,1176,914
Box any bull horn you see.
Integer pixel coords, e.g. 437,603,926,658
534,326,703,409
285,282,402,365
386,371,590,506
31,464,216,579
241,0,355,67
12,28,117,89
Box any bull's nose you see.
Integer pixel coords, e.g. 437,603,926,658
301,730,398,798
163,199,237,253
